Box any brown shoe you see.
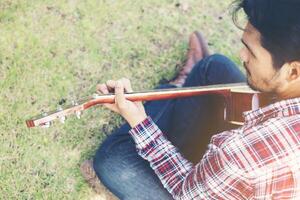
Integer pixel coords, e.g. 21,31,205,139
193,31,210,62
80,160,119,200
170,31,210,86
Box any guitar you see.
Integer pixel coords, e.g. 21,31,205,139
26,83,273,128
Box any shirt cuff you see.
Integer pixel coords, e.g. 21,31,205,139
129,116,164,150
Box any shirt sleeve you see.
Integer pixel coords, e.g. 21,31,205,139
129,116,253,200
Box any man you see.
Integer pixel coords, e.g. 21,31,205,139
81,0,300,199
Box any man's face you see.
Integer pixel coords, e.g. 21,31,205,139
240,23,284,93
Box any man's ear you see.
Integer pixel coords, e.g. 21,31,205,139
286,61,300,81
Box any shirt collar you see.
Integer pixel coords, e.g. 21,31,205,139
243,97,300,126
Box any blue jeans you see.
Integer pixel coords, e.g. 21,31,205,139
93,54,246,200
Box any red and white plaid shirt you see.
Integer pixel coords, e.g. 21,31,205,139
129,97,300,199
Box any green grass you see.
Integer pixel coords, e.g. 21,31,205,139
0,0,244,199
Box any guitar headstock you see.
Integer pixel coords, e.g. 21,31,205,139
26,100,83,128
26,93,116,128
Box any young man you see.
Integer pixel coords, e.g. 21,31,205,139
82,0,300,199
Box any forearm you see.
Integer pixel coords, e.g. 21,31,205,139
129,117,253,200
129,116,194,198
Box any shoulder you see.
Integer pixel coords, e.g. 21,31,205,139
211,114,300,172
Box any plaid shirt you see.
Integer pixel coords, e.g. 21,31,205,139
129,97,300,200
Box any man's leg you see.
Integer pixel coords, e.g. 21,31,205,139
93,84,176,200
90,31,208,199
92,54,245,199
84,31,207,199
167,54,246,163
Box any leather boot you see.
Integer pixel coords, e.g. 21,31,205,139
170,31,210,86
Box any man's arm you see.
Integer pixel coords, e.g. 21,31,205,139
96,78,253,199
129,116,253,200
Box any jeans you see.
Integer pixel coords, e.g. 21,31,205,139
93,54,246,200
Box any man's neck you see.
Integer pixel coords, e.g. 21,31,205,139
276,83,300,100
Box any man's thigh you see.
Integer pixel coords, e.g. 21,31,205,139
94,135,173,200
167,54,246,163
93,84,176,199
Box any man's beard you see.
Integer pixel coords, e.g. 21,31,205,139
243,62,260,91
243,62,261,92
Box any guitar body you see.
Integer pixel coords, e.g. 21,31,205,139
226,87,273,126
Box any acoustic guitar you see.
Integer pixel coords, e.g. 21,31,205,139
26,83,273,128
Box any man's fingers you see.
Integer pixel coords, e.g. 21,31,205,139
96,84,109,94
120,78,133,93
106,80,116,89
115,81,127,109
105,78,133,93
97,78,132,102
102,103,120,113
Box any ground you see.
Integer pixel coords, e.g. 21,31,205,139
0,0,244,199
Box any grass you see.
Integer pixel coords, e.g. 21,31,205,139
0,0,244,199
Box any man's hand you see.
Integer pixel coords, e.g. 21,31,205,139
96,78,147,128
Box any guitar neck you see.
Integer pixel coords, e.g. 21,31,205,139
86,82,249,107
26,83,249,128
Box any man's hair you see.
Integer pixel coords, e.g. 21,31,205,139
232,0,300,69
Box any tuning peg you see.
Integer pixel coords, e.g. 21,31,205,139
76,111,81,119
41,121,51,128
71,101,81,118
57,106,63,111
92,93,100,99
71,100,78,106
59,116,66,123
41,112,51,128
57,106,66,123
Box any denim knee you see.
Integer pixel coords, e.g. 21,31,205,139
93,139,170,200
208,53,233,62
204,54,239,74
93,148,130,184
198,54,245,84
93,136,134,181
93,144,125,197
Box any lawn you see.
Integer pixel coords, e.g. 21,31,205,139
0,0,244,199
